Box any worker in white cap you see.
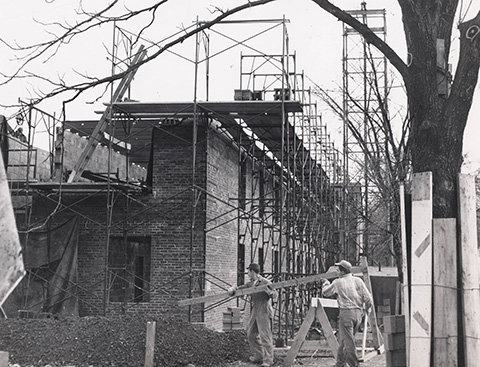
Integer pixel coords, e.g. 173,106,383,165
228,263,277,367
321,260,373,367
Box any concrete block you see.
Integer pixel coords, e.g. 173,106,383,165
378,305,391,313
386,349,406,367
384,332,406,351
0,351,8,367
383,315,405,334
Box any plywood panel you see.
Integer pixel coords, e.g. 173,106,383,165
409,172,432,367
458,174,480,366
433,218,457,367
399,182,410,366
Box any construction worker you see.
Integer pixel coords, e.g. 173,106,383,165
228,263,277,367
321,260,372,367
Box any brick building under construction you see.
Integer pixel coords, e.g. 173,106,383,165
2,16,397,340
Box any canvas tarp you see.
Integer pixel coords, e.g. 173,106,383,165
3,216,79,317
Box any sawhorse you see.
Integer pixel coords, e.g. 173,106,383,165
282,298,339,366
282,258,384,366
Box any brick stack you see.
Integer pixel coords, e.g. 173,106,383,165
222,307,243,331
376,298,391,327
383,315,406,367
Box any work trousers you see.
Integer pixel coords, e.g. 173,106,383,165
247,312,274,364
335,308,363,367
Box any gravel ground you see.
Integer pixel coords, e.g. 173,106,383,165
0,315,387,367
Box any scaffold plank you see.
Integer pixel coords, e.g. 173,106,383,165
177,268,364,307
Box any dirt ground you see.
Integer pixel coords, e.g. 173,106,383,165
0,315,387,367
222,338,387,367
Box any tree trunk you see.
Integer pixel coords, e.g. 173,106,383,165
400,2,480,217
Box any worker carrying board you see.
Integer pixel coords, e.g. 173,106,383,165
321,260,373,367
228,263,278,367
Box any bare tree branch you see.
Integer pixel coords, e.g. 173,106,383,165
309,0,409,80
0,0,275,107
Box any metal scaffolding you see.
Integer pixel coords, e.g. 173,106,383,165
5,16,348,342
342,2,390,264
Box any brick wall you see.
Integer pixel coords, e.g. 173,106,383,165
23,120,281,331
204,127,240,329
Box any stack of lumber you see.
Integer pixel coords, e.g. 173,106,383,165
384,315,406,367
222,307,243,331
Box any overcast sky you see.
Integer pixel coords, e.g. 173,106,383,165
0,0,479,172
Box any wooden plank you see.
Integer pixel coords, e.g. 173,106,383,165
360,256,384,348
360,314,368,362
178,268,363,307
399,182,410,367
282,306,316,367
68,45,147,182
433,218,457,367
458,174,480,366
409,172,433,367
144,321,156,367
313,298,339,358
311,297,338,308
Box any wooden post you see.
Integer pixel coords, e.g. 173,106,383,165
433,218,457,367
399,182,410,367
0,351,8,367
409,172,433,367
144,321,156,367
361,314,368,361
458,174,480,366
360,256,383,348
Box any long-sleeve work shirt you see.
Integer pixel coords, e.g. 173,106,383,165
322,273,373,310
